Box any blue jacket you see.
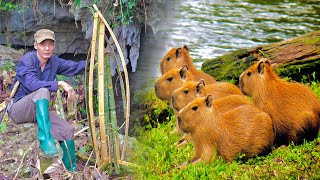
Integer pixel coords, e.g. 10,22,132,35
11,51,86,103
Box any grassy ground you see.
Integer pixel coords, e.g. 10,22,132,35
129,82,320,179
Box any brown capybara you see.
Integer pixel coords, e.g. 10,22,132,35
171,80,244,146
239,58,320,146
171,80,243,112
154,66,215,101
160,45,194,74
177,95,274,163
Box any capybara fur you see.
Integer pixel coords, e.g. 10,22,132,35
171,80,243,112
155,66,215,101
178,95,274,163
171,80,244,146
239,58,320,146
160,45,194,74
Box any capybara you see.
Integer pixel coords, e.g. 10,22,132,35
171,80,244,146
171,80,243,112
239,58,320,146
160,45,194,74
177,95,274,163
159,45,216,83
155,66,215,101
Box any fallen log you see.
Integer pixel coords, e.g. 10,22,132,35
201,30,320,83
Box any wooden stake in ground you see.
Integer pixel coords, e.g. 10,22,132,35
88,12,101,167
98,20,108,165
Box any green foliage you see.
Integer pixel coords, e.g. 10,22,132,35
0,61,15,71
134,87,174,130
0,1,19,12
0,121,7,133
130,84,320,179
73,0,145,27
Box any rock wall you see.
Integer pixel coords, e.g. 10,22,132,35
0,1,88,55
0,0,143,75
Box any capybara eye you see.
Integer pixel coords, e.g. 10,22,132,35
192,106,198,111
184,90,189,94
247,72,252,77
166,57,170,61
167,77,173,82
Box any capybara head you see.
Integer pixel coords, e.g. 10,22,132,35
160,45,190,74
239,58,277,96
172,80,206,111
155,65,190,100
178,95,214,133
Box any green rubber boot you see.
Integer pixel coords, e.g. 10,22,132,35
60,139,77,172
35,99,58,157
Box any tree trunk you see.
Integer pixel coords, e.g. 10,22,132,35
201,30,320,83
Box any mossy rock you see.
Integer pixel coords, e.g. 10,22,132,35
201,30,320,84
201,49,259,84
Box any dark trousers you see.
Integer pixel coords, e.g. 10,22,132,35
8,88,75,141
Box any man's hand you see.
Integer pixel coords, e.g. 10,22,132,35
58,81,76,100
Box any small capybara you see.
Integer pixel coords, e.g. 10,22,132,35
239,58,320,146
171,80,244,146
177,95,274,163
155,66,215,101
160,45,194,74
160,45,216,82
171,80,243,112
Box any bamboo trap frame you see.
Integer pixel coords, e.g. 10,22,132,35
85,5,133,173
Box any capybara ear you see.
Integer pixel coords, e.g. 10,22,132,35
196,79,206,94
176,48,182,58
205,95,213,108
257,61,265,74
180,65,188,79
183,45,189,52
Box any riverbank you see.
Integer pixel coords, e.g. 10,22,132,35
130,82,320,179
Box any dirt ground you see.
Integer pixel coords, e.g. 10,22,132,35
0,114,135,179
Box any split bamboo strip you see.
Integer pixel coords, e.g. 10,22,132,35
56,89,66,120
88,12,100,167
115,134,121,162
105,54,120,173
93,4,131,161
84,41,92,143
98,20,108,164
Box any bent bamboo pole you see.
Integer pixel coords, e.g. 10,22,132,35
93,4,131,161
88,12,100,167
98,20,108,164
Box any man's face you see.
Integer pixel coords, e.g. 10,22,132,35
34,39,55,61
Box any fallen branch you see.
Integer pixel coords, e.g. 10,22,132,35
13,141,35,180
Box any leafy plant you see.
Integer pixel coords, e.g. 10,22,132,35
0,61,15,71
0,1,19,12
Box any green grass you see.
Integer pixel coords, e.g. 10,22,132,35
129,84,320,179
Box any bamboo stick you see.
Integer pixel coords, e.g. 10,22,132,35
88,12,100,167
103,52,111,164
56,89,66,120
98,20,108,164
93,4,131,161
84,43,92,143
105,36,127,129
105,53,120,173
